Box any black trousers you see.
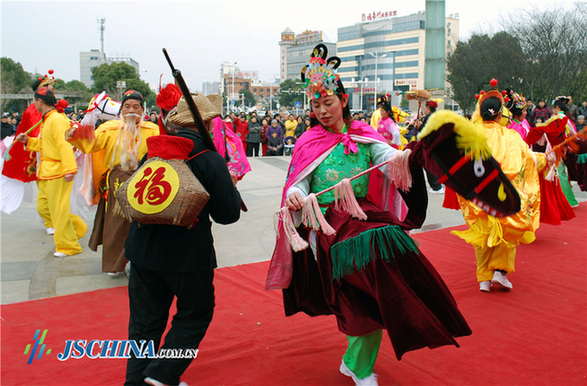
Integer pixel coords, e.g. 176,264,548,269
125,263,215,386
246,142,260,157
425,168,442,190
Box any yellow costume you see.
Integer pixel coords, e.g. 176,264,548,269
452,121,547,281
26,109,87,255
284,119,298,138
68,119,159,272
69,120,159,170
370,108,381,129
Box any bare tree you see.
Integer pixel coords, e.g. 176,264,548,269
502,2,587,103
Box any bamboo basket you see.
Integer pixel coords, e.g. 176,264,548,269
117,156,209,228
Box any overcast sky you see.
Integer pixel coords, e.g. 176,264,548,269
1,0,574,93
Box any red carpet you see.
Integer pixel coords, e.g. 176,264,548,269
2,204,586,386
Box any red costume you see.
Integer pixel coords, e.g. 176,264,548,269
2,104,42,182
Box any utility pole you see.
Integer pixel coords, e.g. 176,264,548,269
98,17,106,60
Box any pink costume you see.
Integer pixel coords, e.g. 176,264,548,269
507,119,529,142
376,116,401,149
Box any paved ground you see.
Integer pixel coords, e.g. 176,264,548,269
2,156,585,304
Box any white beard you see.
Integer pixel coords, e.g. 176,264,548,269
110,113,143,171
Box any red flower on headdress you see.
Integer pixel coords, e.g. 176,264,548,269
502,90,507,96
48,69,54,75
480,90,485,95
156,84,182,111
475,94,480,100
490,78,498,87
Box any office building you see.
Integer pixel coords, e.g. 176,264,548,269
79,50,140,89
219,62,280,112
279,28,337,82
336,9,459,111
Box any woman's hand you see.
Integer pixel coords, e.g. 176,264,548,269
230,172,238,186
285,192,305,211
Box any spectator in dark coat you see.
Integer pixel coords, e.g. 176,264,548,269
267,131,284,156
567,96,578,123
294,117,310,139
578,100,587,119
1,113,16,139
246,116,262,157
526,99,535,126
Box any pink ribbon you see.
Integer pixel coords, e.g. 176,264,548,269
341,133,358,155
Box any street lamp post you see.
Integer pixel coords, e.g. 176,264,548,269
231,61,237,113
369,52,387,111
269,84,273,112
360,77,368,112
391,51,396,104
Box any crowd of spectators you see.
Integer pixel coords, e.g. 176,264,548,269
218,109,380,157
3,95,584,152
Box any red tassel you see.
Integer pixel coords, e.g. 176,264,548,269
70,122,96,142
156,84,182,111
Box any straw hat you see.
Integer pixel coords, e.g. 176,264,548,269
167,93,221,126
207,94,223,115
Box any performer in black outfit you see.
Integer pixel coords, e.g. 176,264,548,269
124,93,242,386
414,100,444,193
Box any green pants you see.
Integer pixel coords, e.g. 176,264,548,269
343,330,383,379
558,162,578,206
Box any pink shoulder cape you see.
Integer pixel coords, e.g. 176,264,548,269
267,120,394,290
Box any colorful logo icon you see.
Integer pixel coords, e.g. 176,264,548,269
24,329,52,365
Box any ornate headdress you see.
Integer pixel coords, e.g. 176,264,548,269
504,89,526,113
554,95,570,104
472,78,510,125
301,44,344,100
31,69,56,91
377,93,392,111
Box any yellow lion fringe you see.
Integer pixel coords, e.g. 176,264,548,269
417,110,492,160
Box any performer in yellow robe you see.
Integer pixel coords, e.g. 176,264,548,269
16,87,87,257
452,89,550,292
67,90,159,274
